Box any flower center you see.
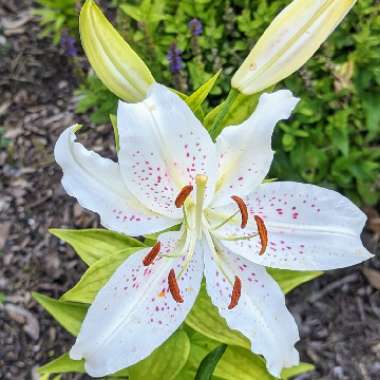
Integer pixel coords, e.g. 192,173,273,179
142,175,268,306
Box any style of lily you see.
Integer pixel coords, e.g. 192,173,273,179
55,84,372,378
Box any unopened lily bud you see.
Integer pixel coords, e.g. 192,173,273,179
80,0,154,102
232,0,356,95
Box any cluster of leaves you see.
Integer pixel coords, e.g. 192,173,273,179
35,228,319,380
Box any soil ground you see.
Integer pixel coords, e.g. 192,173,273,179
1,2,380,380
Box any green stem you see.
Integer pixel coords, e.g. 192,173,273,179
209,88,239,140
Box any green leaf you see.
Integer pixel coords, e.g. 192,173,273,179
268,268,322,294
177,332,314,380
0,292,6,304
195,344,227,380
110,113,120,152
281,363,315,379
61,248,139,303
215,346,275,380
49,228,145,265
217,345,314,380
204,91,262,131
38,354,85,375
32,292,88,336
120,4,143,22
186,284,250,349
186,70,221,117
174,332,220,380
128,329,190,380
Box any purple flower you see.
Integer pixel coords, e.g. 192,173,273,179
188,18,203,36
167,43,183,74
61,33,77,57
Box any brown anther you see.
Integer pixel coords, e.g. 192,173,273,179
254,215,268,256
231,195,248,228
168,269,184,303
175,185,193,208
143,242,161,266
228,276,242,310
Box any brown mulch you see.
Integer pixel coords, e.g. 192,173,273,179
1,1,380,380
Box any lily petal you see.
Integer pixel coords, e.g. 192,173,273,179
117,83,218,217
217,182,373,270
212,91,299,207
203,239,300,377
70,231,204,377
232,0,356,94
54,126,178,236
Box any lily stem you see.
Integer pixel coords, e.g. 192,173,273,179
209,88,239,140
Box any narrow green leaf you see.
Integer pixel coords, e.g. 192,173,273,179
110,113,120,152
281,363,315,379
174,332,220,380
61,248,139,304
128,329,190,380
176,332,314,380
268,269,323,294
32,292,88,336
49,228,145,265
204,91,262,131
195,344,227,380
186,70,221,117
38,354,85,375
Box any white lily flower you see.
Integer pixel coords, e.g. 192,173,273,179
55,84,372,378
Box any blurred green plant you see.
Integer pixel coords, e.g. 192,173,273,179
75,74,118,124
34,0,380,204
0,127,11,149
33,0,79,44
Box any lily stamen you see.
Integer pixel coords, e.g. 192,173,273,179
142,242,161,266
195,175,208,238
168,269,184,303
213,232,258,242
211,210,240,231
231,195,248,228
175,185,193,208
228,276,242,309
254,215,268,256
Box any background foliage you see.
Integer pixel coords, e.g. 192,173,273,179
35,0,380,205
31,0,380,377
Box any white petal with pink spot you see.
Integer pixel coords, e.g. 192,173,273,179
117,84,217,217
54,127,178,236
212,90,299,207
217,182,373,270
70,231,203,377
203,241,299,377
